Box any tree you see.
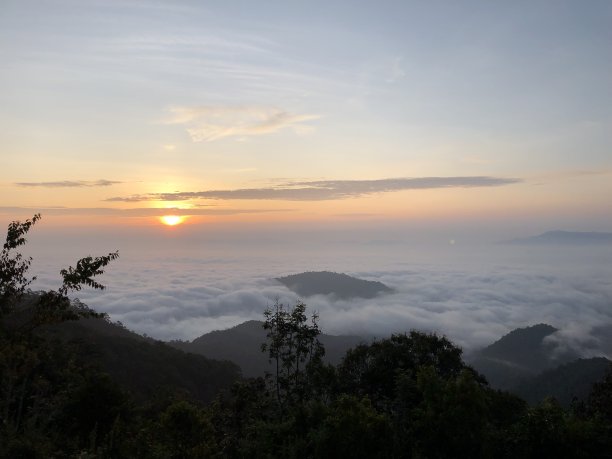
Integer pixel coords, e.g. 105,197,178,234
0,214,119,456
157,400,216,459
311,395,392,459
0,214,118,336
338,330,470,408
586,367,612,423
0,214,41,316
261,301,325,410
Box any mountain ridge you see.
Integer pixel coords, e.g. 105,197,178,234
170,319,364,377
41,316,241,402
468,323,579,390
504,231,612,245
514,357,612,406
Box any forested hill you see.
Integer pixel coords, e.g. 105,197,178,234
40,314,241,403
514,357,612,406
478,323,567,372
468,323,612,407
276,271,394,299
468,323,577,390
170,319,364,377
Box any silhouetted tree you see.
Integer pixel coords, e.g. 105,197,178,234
0,214,118,337
586,367,612,423
338,330,469,408
311,394,392,459
0,215,119,457
261,301,324,410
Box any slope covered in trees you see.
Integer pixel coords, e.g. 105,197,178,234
41,315,240,403
468,323,578,389
171,319,363,377
514,357,612,406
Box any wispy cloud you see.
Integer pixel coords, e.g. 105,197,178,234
0,206,291,217
167,105,319,142
106,176,521,203
15,179,122,188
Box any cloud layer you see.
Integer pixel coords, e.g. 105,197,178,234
0,206,288,217
37,244,612,358
168,105,318,142
106,176,522,202
15,179,122,188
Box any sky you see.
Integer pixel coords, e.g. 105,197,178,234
1,0,611,233
1,1,612,347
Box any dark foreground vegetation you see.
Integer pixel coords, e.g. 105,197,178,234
2,216,612,458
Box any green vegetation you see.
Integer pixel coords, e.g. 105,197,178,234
2,215,612,458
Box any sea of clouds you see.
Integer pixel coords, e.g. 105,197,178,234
27,238,612,357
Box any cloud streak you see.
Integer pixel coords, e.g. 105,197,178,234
167,105,319,142
0,206,291,217
15,179,122,188
106,176,521,202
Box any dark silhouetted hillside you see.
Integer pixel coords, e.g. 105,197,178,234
514,357,612,406
171,320,364,377
469,324,577,389
276,271,393,299
41,316,241,403
480,323,558,369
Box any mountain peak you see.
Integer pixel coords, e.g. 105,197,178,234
276,271,393,299
482,323,558,359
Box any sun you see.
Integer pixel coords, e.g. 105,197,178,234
160,215,185,226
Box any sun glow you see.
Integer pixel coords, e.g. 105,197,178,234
160,215,185,226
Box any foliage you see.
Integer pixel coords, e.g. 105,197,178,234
338,330,469,407
0,215,121,457
0,214,41,315
311,395,392,459
261,301,325,410
586,367,612,423
58,252,119,296
157,400,217,458
0,215,118,337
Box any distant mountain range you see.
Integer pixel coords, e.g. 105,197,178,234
505,231,612,245
169,318,612,405
276,271,394,299
170,320,364,377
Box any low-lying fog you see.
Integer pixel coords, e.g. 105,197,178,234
22,224,612,357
